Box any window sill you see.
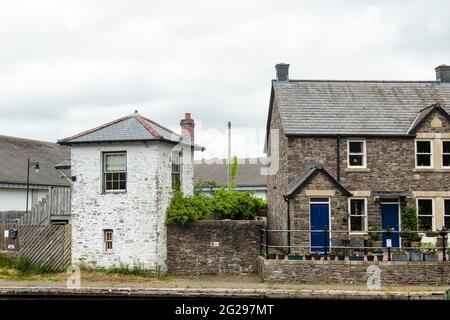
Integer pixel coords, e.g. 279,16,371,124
349,231,368,235
345,168,370,173
413,168,450,172
102,191,127,195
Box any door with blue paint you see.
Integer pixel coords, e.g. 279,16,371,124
381,203,400,248
310,201,330,253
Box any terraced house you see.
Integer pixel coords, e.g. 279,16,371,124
266,63,450,253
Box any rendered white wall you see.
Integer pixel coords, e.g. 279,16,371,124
70,142,193,270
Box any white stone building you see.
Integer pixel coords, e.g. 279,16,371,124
58,112,202,270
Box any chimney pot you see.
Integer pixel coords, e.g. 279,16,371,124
435,65,450,83
275,63,290,81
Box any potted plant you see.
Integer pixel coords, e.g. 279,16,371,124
368,226,383,248
288,254,304,260
329,250,336,261
313,253,321,260
277,253,285,260
366,253,375,261
304,253,312,260
409,248,423,262
422,247,439,261
335,249,345,261
348,253,364,261
401,205,420,246
391,249,408,261
372,248,384,261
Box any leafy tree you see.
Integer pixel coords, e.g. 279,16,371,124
229,156,238,189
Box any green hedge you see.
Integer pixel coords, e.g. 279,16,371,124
165,188,267,224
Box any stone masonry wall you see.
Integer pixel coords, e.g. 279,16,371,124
290,171,349,254
166,220,265,275
258,257,450,285
267,108,450,249
71,141,189,270
267,102,289,247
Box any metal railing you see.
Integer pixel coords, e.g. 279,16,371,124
260,228,449,261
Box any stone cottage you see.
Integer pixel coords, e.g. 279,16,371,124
58,112,203,269
266,63,450,253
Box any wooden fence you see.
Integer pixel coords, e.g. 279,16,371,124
0,223,19,252
18,225,71,270
20,187,71,225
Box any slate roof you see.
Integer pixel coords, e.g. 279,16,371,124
194,158,267,188
272,80,450,136
286,164,352,198
58,112,204,150
0,135,70,187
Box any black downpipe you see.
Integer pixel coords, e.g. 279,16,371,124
336,134,341,181
284,196,291,255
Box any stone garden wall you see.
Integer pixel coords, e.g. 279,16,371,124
167,220,265,275
258,257,450,285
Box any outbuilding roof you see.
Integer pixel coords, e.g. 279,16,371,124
272,80,450,136
0,135,70,187
194,158,267,188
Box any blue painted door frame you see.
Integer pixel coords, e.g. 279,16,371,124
310,202,330,253
381,203,400,248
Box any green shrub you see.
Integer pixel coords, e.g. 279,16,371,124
209,189,264,220
368,226,382,241
165,190,212,225
402,205,419,231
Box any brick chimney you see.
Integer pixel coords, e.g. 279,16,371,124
180,113,195,143
436,65,450,83
275,63,290,81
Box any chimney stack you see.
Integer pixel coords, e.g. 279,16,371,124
180,113,195,143
436,65,450,83
275,63,290,81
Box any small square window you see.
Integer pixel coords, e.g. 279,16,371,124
104,230,113,252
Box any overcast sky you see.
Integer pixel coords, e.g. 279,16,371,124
1,0,450,159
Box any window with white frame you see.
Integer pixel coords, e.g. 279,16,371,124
347,140,366,168
415,140,433,168
349,198,367,232
443,141,450,168
417,199,434,231
103,152,127,192
104,229,113,252
171,150,182,190
444,199,450,229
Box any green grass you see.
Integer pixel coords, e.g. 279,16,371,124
78,261,169,279
0,254,61,276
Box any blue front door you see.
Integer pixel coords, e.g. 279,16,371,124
381,203,400,248
310,203,330,252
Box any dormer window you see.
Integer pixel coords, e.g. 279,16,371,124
347,140,366,168
415,140,433,168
